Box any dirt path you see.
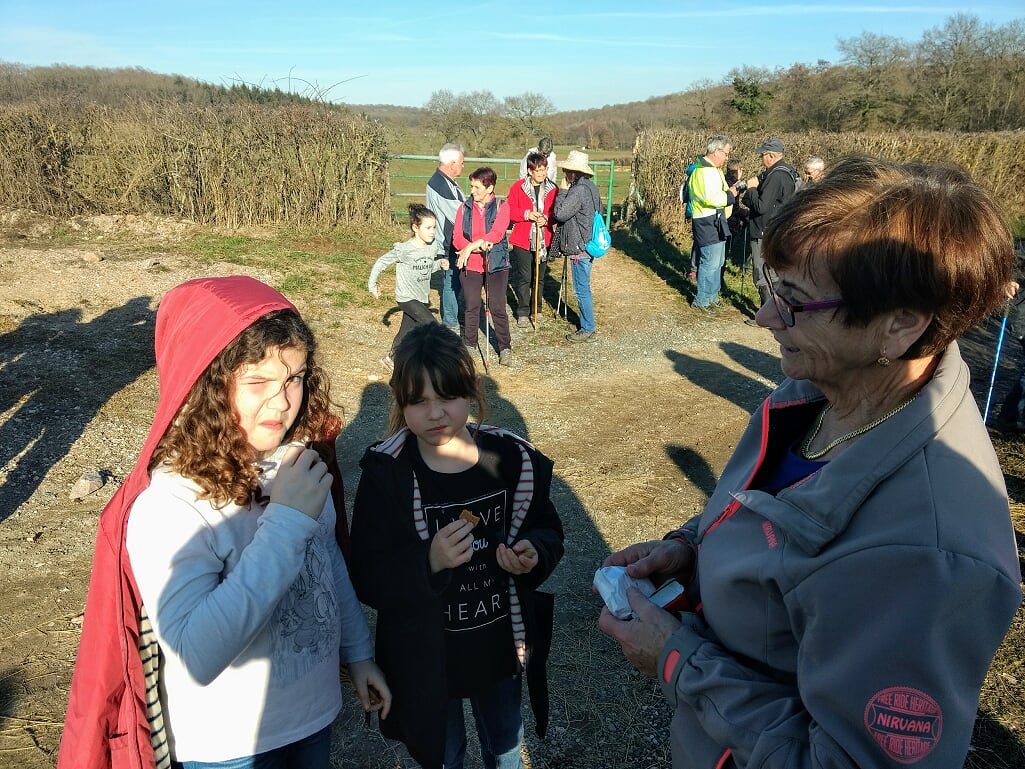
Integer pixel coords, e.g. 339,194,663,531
1,216,1019,768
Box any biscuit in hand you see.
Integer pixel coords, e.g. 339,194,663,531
459,508,480,527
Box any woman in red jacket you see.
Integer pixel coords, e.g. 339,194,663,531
507,152,557,328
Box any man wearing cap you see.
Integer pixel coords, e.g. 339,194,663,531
425,142,466,332
552,150,602,342
742,138,800,320
688,135,736,315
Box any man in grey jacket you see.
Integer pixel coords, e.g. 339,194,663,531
425,143,465,331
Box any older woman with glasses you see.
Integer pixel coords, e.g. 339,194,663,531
599,156,1022,769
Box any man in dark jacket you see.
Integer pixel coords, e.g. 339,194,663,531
425,143,466,332
742,137,799,321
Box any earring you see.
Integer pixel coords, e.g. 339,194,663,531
877,349,890,367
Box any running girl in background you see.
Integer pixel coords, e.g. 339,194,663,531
59,276,390,769
368,203,449,373
350,322,564,769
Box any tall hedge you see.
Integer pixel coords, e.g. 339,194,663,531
631,130,1025,248
0,100,390,227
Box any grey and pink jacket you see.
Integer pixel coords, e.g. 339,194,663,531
658,341,1021,769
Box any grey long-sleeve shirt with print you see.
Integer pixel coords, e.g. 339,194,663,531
658,341,1021,769
368,239,444,304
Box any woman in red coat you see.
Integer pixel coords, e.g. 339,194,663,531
506,152,557,328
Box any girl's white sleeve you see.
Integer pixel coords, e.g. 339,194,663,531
329,541,373,663
126,485,319,686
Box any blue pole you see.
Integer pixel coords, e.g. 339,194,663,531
983,312,1009,425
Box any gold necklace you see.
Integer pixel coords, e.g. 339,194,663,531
800,396,917,460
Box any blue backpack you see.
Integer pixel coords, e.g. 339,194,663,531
585,210,611,258
678,160,700,220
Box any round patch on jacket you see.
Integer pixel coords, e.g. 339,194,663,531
864,687,942,764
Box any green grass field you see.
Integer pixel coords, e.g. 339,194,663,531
387,151,631,221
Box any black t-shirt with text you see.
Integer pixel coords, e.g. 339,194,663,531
407,433,520,697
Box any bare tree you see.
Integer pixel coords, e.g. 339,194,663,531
911,14,985,129
836,32,910,128
502,92,555,141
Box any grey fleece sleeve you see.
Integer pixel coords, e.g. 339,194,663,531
662,545,1020,769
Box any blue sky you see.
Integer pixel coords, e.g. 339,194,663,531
1,2,1021,111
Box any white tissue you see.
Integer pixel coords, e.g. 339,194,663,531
593,565,656,619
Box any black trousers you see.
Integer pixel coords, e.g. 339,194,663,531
392,300,436,351
509,245,548,319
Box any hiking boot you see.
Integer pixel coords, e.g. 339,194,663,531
743,317,760,327
516,316,529,328
693,304,718,317
499,348,513,366
566,329,596,343
994,417,1025,432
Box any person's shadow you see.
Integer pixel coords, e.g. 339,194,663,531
0,297,155,522
664,348,776,415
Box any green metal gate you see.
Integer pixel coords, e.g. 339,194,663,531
388,154,615,225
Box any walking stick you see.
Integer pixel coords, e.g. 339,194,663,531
533,220,544,330
482,253,491,373
557,244,569,319
983,308,1009,424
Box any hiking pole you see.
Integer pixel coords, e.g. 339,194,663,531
739,222,749,296
482,251,491,373
533,220,543,330
983,307,1009,425
557,246,569,319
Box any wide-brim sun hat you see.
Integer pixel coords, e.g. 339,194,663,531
558,150,594,176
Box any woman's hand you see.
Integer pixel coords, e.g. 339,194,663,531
456,244,474,269
602,539,695,585
271,446,331,520
429,519,474,572
598,587,682,678
347,658,392,719
369,285,381,299
497,539,538,574
439,258,450,271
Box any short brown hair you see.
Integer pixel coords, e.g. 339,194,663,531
469,166,497,189
526,152,548,172
763,155,1014,359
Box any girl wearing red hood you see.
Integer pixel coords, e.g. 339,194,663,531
58,276,390,769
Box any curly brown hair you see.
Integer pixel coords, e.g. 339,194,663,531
150,309,341,506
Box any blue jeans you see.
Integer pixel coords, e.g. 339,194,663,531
570,255,595,332
174,725,330,769
694,240,726,307
444,675,524,769
441,263,463,328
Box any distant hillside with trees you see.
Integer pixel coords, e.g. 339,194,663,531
1,13,1021,158
0,61,340,108
407,13,1023,151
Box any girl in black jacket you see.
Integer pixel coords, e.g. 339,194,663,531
350,322,564,769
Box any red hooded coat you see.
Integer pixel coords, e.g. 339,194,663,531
58,277,300,769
